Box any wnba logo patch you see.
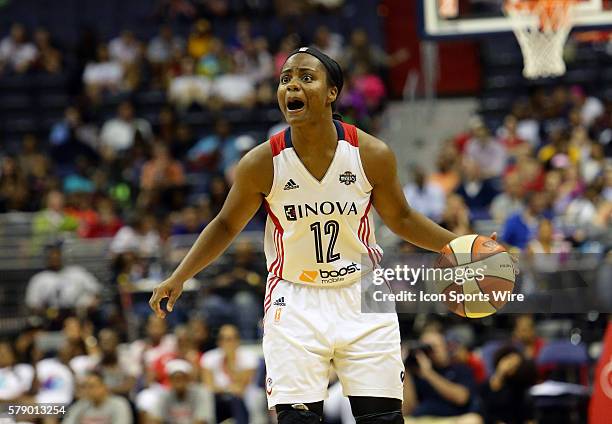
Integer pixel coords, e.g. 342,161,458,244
299,270,317,283
339,171,356,185
266,377,273,395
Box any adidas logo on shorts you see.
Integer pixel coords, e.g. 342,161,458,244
273,297,286,306
284,179,299,190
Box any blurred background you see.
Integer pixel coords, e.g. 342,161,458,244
0,0,611,423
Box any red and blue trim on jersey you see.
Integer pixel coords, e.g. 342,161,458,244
358,199,382,267
269,120,358,157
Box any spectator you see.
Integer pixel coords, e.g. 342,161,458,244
224,135,257,185
140,142,186,191
25,245,101,314
83,44,124,99
150,359,215,424
537,131,580,170
351,61,386,113
63,371,132,424
200,239,265,339
99,101,152,156
36,343,76,404
455,159,499,220
496,115,530,160
512,315,545,360
18,135,51,200
129,315,177,381
403,167,446,222
403,330,481,423
211,58,256,108
464,123,507,178
0,341,35,401
0,155,30,212
147,25,185,67
50,106,99,154
187,19,214,59
188,317,215,353
167,56,212,110
33,27,62,73
196,37,231,78
501,192,549,250
0,23,38,74
341,28,407,73
171,206,206,235
311,25,343,61
201,324,258,424
32,191,79,245
234,37,274,84
429,143,460,195
108,30,142,65
274,33,300,77
570,85,604,127
479,346,537,424
83,197,123,238
110,212,161,257
96,329,136,397
439,194,472,236
150,325,202,387
187,118,234,173
511,101,540,147
490,173,525,224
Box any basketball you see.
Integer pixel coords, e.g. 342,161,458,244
434,235,516,318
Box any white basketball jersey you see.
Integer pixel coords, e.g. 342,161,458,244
263,120,383,288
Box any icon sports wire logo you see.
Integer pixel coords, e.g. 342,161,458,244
284,179,299,190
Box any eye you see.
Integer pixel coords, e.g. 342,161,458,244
302,74,313,82
280,75,290,84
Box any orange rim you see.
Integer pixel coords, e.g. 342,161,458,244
506,0,576,29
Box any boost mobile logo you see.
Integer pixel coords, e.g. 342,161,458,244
320,263,360,283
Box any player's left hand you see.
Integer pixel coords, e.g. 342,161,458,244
489,232,520,275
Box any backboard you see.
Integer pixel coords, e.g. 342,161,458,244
419,0,612,39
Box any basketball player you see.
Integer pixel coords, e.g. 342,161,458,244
150,47,492,423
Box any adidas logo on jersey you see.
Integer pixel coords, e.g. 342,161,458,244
284,179,299,190
273,297,286,306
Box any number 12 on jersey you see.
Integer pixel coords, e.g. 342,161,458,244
310,220,340,263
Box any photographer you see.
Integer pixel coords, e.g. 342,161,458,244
403,330,482,424
479,346,537,424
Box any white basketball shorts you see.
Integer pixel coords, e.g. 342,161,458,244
262,272,404,408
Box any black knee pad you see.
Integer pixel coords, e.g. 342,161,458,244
276,403,323,423
354,411,404,424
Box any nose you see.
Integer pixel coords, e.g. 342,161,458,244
286,77,301,91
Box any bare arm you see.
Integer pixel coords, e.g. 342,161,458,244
359,130,457,252
415,352,470,406
402,370,418,416
149,143,273,318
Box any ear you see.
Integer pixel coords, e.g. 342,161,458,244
327,86,338,105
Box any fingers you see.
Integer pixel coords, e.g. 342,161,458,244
149,287,167,319
167,288,182,313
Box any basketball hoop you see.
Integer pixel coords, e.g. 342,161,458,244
504,0,577,79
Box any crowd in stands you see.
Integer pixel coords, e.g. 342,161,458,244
1,2,610,423
404,86,612,254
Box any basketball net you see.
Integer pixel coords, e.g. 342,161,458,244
504,0,576,79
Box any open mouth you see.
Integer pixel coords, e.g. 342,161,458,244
287,99,305,112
